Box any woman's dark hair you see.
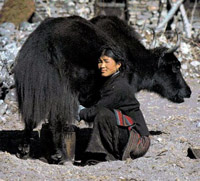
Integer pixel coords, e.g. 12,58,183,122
99,45,127,72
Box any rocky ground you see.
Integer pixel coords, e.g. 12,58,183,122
0,1,200,180
0,77,199,181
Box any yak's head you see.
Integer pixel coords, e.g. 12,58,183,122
150,43,191,103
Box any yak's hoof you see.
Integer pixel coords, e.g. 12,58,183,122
51,151,68,164
51,152,62,160
16,143,30,159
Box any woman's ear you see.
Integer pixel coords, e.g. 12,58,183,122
117,62,121,70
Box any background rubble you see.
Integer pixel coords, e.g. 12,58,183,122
0,0,199,180
0,0,199,124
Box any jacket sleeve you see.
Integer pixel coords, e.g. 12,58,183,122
79,86,125,122
79,82,141,122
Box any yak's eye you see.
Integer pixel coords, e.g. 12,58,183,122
172,64,181,73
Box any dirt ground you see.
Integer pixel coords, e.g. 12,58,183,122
0,77,199,181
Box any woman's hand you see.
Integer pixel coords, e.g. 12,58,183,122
77,105,85,121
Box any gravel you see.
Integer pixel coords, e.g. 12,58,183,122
0,78,199,181
0,1,199,180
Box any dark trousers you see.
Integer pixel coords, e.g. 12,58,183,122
85,107,150,161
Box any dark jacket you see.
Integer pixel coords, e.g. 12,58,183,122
79,73,149,136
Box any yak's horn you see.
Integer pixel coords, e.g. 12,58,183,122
166,31,181,53
149,28,156,49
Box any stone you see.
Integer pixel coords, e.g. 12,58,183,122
0,22,15,29
193,22,200,29
142,12,152,19
0,67,8,83
68,2,76,7
182,64,188,70
157,137,162,142
79,0,89,3
0,36,10,48
136,19,145,26
19,22,32,31
4,88,17,103
147,5,159,12
0,115,6,124
190,61,200,67
196,121,200,128
0,100,7,115
179,137,187,143
67,7,76,15
180,42,190,54
137,14,150,20
0,51,14,63
5,43,19,58
6,59,15,73
4,74,15,89
0,27,12,37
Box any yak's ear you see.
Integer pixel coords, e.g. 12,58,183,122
172,64,181,73
158,50,168,68
158,56,164,68
153,47,167,68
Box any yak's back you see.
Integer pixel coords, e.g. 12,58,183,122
91,16,151,67
14,16,109,126
91,16,143,49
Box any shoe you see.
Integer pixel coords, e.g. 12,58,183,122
122,130,137,160
79,152,106,166
81,159,103,166
187,147,200,159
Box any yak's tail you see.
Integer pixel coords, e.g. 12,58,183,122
14,24,78,130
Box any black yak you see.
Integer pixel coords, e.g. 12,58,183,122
91,15,191,103
14,15,191,164
14,16,114,163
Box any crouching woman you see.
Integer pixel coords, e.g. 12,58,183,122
79,46,150,165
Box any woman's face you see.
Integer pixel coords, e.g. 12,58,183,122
98,55,121,77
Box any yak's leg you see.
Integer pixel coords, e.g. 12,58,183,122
49,120,67,164
62,124,77,162
49,119,77,164
16,120,35,159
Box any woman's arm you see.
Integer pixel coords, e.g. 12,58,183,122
79,81,140,122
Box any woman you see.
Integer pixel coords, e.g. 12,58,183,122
79,46,150,165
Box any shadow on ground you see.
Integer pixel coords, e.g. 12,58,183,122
0,124,168,164
0,126,94,163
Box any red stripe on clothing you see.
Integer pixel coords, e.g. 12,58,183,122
137,134,141,145
117,111,123,126
124,115,134,125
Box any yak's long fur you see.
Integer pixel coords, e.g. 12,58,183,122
14,16,114,130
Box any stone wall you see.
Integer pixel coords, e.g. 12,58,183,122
33,0,95,21
0,0,4,9
128,0,200,30
0,0,199,31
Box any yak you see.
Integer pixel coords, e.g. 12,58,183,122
13,15,191,164
14,16,113,164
